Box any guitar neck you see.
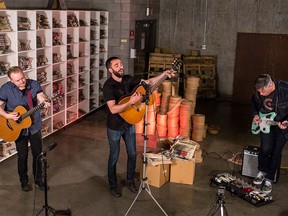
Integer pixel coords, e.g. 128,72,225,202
268,120,288,126
149,58,182,93
268,121,278,126
150,73,168,92
21,102,45,120
20,96,56,120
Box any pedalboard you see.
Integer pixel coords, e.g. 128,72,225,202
211,173,273,207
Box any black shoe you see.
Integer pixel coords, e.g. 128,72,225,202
21,184,32,192
110,187,121,198
127,182,138,194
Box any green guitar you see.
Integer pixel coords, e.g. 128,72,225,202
251,112,279,134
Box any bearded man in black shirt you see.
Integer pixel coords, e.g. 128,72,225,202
103,56,173,197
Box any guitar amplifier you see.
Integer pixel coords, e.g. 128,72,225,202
242,146,259,178
242,145,279,182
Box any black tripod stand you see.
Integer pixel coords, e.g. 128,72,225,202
207,186,228,216
125,82,168,216
34,143,57,216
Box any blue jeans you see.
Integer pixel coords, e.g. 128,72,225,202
107,126,136,188
259,126,287,181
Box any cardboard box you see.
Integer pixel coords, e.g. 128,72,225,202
170,159,195,185
140,162,170,188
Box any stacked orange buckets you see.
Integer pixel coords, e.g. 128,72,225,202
191,114,206,142
156,112,167,137
167,95,182,138
160,80,172,113
184,76,199,114
179,99,194,138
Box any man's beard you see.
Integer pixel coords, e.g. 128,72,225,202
112,69,124,78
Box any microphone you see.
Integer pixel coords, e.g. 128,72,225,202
41,142,57,155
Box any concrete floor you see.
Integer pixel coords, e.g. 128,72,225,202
1,99,288,216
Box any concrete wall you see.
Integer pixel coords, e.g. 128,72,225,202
5,0,288,96
158,0,288,96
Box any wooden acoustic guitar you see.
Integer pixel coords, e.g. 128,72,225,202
0,95,60,142
118,58,182,124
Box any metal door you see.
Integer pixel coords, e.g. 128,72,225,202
134,20,156,79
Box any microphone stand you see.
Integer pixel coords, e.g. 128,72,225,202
34,152,56,216
207,186,228,216
125,82,168,216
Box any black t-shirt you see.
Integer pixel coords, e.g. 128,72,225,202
260,91,275,113
103,75,141,130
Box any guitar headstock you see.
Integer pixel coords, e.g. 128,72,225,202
171,58,183,72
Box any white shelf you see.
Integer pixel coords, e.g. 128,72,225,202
0,10,109,162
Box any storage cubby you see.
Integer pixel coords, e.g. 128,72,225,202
17,10,36,31
66,106,78,124
0,10,108,162
52,45,66,63
66,91,78,108
37,65,52,85
67,74,78,93
67,27,79,44
37,28,52,48
52,11,67,29
53,111,65,131
37,47,52,67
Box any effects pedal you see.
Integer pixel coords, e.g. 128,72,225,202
211,173,273,207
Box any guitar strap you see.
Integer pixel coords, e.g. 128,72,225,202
26,89,33,109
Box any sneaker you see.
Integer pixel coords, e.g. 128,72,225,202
262,180,272,194
110,187,121,198
253,172,265,185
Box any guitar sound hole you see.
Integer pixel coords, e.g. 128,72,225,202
16,118,22,124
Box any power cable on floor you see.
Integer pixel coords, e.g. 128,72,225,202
202,149,234,160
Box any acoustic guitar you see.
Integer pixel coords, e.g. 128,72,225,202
118,58,182,124
0,95,60,142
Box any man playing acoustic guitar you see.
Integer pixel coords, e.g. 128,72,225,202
103,57,175,197
252,74,288,194
0,66,50,192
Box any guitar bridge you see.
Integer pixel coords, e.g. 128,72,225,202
6,119,14,131
131,104,140,112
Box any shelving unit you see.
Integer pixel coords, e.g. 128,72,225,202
0,10,109,162
183,55,217,98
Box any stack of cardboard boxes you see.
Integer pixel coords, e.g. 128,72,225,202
139,140,202,188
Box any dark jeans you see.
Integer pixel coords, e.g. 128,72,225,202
259,126,287,181
107,126,136,188
15,130,43,186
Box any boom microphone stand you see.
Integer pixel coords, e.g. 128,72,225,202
34,143,57,216
125,82,168,216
